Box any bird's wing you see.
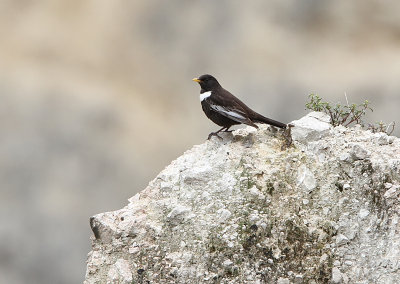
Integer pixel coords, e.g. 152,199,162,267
209,104,248,124
207,88,251,124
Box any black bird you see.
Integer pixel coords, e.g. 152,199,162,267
193,74,287,139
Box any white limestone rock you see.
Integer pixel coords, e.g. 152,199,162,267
350,144,369,160
107,259,132,284
85,112,400,284
291,111,332,143
336,234,349,246
373,132,391,145
331,267,343,283
359,208,370,219
297,164,317,192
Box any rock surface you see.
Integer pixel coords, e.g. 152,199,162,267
291,111,332,143
85,113,400,284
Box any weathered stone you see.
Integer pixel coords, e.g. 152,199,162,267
359,208,370,219
85,113,400,284
336,234,349,246
297,165,317,192
331,267,343,283
374,132,390,145
350,144,369,160
277,278,290,284
106,259,132,284
291,111,332,143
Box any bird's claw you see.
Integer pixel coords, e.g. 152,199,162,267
208,132,223,140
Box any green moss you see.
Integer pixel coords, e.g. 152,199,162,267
208,234,227,254
239,168,257,190
201,145,336,282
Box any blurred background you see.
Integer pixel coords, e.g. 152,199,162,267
0,0,399,283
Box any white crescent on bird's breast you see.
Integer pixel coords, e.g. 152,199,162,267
200,91,212,102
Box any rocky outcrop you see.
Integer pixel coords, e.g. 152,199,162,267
85,112,400,284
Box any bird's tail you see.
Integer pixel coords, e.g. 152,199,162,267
252,113,286,128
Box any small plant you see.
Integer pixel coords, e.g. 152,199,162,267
305,94,395,135
305,94,372,127
368,121,395,136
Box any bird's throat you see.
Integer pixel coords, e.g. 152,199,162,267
200,91,212,102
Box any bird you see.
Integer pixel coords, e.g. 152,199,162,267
192,74,287,139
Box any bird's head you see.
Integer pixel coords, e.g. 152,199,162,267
192,74,221,91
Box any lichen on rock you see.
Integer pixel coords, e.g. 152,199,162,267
85,112,400,284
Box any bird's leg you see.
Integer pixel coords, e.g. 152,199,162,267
223,126,233,133
208,127,226,140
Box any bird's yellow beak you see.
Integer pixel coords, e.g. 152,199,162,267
192,78,201,83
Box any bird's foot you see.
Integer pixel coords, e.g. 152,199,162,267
208,132,223,140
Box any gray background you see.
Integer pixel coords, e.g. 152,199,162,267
0,1,399,283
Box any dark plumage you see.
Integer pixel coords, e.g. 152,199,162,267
193,74,287,139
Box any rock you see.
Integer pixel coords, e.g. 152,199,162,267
166,205,191,226
374,132,390,145
294,274,303,283
216,208,232,223
331,267,343,283
85,113,400,284
291,111,332,143
297,165,317,192
339,152,352,162
343,183,351,190
333,260,341,267
344,260,353,266
350,144,369,160
384,186,399,199
277,278,290,284
222,259,233,268
320,253,329,263
107,259,133,284
359,208,370,219
385,183,393,189
336,234,349,246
